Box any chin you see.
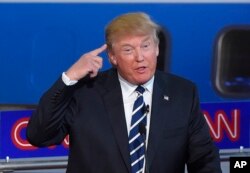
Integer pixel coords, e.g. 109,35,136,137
135,77,151,85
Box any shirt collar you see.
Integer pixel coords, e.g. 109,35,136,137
118,73,154,98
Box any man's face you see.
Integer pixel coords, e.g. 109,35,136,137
109,35,159,85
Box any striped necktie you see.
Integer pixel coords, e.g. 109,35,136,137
129,85,146,173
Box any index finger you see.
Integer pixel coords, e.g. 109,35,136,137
89,44,107,56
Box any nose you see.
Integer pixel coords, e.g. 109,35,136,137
135,48,144,62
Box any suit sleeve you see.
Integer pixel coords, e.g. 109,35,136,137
186,85,222,173
26,77,77,147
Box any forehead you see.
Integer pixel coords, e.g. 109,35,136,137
115,35,153,47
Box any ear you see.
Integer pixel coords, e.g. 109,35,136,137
108,52,117,65
156,45,159,57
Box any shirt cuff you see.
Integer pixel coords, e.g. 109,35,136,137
62,72,78,86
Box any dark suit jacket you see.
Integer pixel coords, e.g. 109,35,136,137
26,68,222,173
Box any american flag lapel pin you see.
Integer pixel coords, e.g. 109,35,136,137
163,95,169,101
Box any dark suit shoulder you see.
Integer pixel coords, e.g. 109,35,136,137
76,68,116,86
72,68,119,98
155,70,196,90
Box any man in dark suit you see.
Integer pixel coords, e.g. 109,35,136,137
26,12,222,173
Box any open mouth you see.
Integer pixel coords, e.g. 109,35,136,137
136,66,147,73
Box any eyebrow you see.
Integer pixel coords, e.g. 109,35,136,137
140,36,151,43
120,36,152,48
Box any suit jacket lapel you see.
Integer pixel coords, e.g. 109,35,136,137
102,69,131,172
147,71,172,169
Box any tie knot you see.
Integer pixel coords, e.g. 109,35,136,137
135,85,145,95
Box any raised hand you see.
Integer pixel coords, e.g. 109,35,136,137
66,44,107,80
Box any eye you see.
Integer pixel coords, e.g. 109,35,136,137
122,47,133,54
142,42,150,49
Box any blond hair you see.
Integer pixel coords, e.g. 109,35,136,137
105,12,160,51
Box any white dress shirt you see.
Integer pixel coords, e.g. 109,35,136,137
118,74,154,173
118,74,154,147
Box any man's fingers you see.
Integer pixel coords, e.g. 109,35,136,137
92,57,103,70
87,57,103,78
66,45,106,80
89,44,107,56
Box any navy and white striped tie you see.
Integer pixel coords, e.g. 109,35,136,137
129,85,146,173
